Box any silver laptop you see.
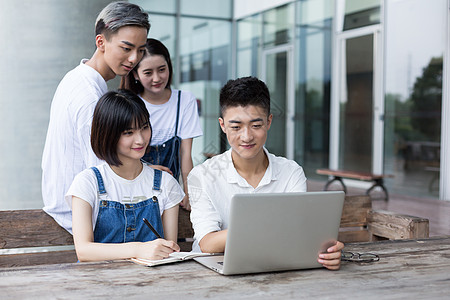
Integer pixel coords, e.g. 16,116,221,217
194,191,345,275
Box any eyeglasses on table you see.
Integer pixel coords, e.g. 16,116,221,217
341,251,380,263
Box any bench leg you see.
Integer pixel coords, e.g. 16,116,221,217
428,172,439,193
323,176,347,194
366,178,389,201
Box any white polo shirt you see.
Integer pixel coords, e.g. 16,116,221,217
42,59,107,233
188,148,307,252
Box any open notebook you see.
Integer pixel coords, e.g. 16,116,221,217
131,252,216,267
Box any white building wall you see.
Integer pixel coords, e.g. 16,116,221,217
0,0,113,209
234,0,293,19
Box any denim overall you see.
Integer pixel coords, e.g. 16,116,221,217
91,167,164,243
142,90,182,180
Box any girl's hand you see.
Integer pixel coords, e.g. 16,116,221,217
136,239,180,260
149,164,173,176
180,195,191,211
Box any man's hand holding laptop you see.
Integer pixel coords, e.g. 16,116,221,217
318,241,344,270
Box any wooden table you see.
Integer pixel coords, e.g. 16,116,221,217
1,236,450,299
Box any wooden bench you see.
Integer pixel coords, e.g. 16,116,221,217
0,210,76,268
339,195,429,242
0,196,428,267
316,168,394,201
177,208,194,252
178,196,429,244
0,208,194,268
424,166,440,192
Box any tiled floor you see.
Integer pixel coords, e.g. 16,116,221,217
308,180,450,237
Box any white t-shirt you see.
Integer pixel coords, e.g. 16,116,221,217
140,89,203,145
66,163,184,231
42,59,107,233
188,148,307,252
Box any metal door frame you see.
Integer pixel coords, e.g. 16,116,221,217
261,44,295,159
330,24,384,175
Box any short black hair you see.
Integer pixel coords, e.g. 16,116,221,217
91,89,151,166
219,76,270,117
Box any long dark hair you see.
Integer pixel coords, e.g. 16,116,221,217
119,38,173,94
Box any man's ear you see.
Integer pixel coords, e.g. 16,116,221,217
218,117,226,133
95,34,106,52
266,114,273,130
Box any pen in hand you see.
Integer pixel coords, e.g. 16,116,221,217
143,218,162,239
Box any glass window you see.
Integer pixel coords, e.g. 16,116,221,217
264,50,289,157
237,15,262,77
178,17,231,160
179,17,230,84
263,4,294,47
343,0,380,30
384,0,446,199
147,14,176,54
339,34,374,172
180,0,231,19
294,0,333,178
132,0,176,14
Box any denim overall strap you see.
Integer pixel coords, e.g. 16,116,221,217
141,90,182,179
153,169,162,191
92,167,165,243
91,167,106,196
174,90,181,137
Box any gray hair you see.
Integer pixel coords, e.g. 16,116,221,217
95,1,150,40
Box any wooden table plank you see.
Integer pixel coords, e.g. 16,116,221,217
1,237,450,299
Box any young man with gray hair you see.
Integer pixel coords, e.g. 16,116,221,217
42,2,150,233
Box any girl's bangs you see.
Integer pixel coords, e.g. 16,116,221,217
130,111,149,129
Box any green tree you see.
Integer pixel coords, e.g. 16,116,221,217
409,56,442,142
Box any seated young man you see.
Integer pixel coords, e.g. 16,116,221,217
188,76,344,270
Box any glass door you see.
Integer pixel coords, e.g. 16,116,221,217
262,45,295,159
331,26,384,173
